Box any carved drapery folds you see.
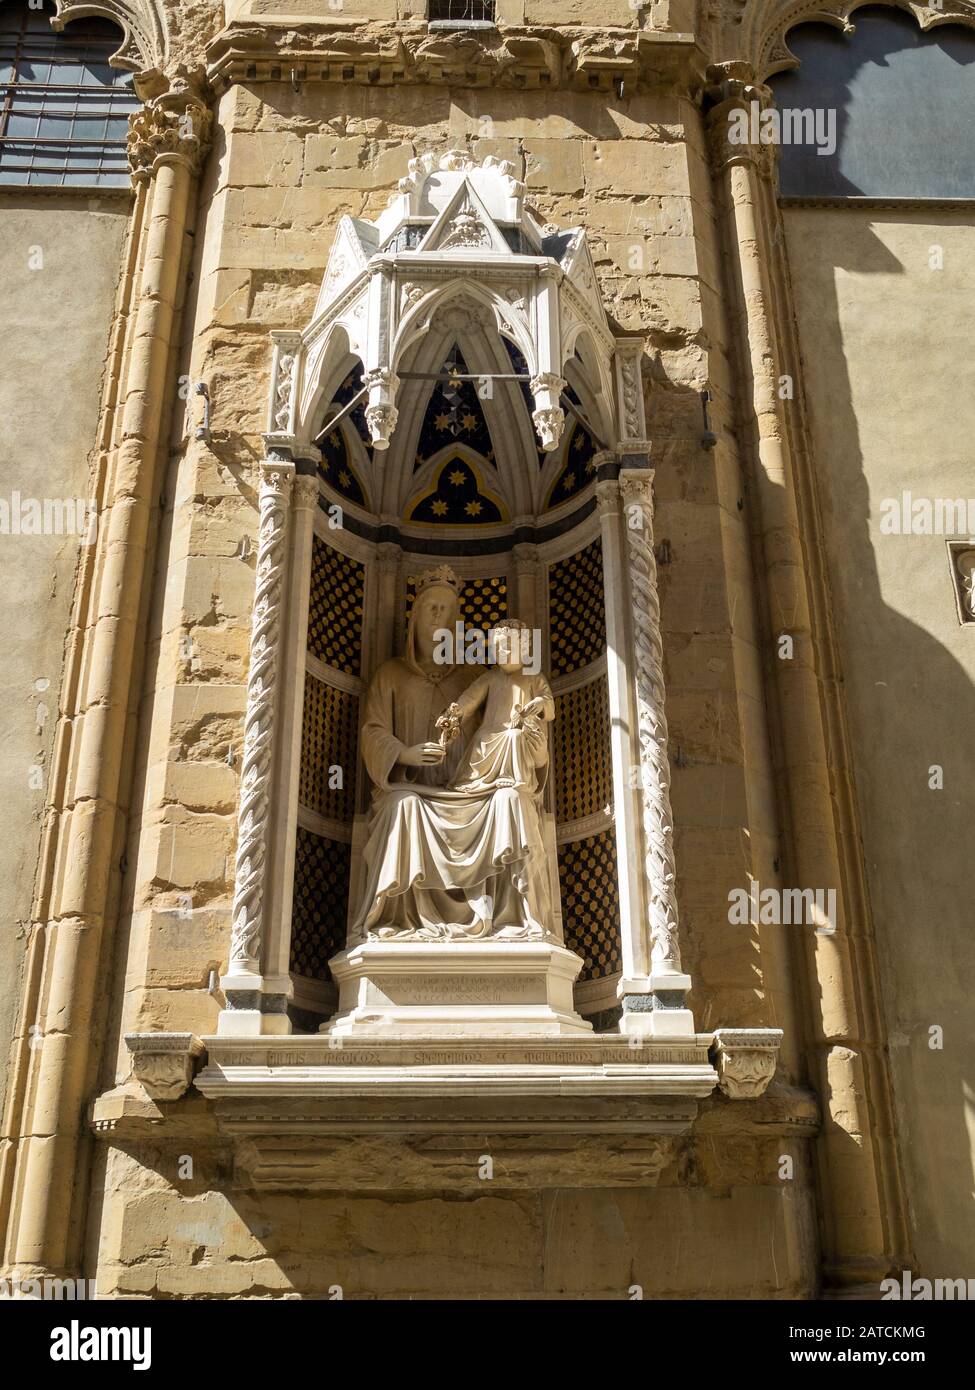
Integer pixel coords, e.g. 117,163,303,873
227,460,295,984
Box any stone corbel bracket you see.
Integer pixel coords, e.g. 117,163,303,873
124,1032,206,1102
710,1028,783,1100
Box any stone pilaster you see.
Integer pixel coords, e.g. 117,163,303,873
0,80,212,1280
704,63,909,1288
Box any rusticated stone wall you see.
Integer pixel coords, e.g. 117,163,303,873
81,74,813,1297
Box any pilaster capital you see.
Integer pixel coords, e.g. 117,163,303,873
376,541,402,574
292,473,320,511
530,372,566,397
512,541,541,571
701,63,778,179
127,71,212,180
595,477,622,520
619,467,656,521
258,456,296,497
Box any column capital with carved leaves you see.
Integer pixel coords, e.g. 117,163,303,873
127,76,212,183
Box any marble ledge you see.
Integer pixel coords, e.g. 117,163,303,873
195,1032,721,1104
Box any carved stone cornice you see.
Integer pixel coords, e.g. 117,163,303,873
204,21,704,96
127,73,212,179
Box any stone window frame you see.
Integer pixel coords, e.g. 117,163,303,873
0,0,139,189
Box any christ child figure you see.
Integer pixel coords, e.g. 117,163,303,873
435,619,554,794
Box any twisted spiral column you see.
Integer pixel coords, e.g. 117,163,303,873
619,470,682,975
228,459,295,978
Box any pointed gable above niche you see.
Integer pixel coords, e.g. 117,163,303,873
419,178,512,257
313,217,376,319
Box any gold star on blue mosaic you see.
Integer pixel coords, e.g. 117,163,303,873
407,456,504,525
315,363,370,507
545,420,598,510
413,344,495,472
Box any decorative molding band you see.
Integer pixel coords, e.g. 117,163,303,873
779,195,975,211
305,653,363,697
618,469,682,974
555,811,614,847
296,805,354,845
229,459,295,976
204,22,703,96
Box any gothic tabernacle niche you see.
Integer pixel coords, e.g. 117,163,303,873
202,149,777,1110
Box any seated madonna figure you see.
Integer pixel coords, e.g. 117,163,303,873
353,572,557,941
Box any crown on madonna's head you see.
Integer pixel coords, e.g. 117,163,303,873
410,564,462,598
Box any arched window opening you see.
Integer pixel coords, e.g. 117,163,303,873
0,1,138,187
428,0,495,23
770,7,975,199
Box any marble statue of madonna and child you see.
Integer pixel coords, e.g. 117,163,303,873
352,566,557,941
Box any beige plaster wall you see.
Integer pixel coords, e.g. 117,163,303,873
0,193,129,1115
784,207,975,1278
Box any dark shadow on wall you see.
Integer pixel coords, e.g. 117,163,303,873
778,202,975,1279
772,10,975,198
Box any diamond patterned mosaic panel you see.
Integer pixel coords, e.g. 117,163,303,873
557,827,622,984
298,675,358,823
307,537,364,676
290,827,350,981
548,538,605,677
553,675,612,825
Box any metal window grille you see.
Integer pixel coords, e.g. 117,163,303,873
0,2,139,188
428,0,496,22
